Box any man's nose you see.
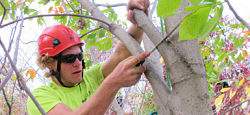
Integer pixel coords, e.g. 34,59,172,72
73,58,81,66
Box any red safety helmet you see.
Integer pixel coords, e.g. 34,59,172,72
38,25,84,56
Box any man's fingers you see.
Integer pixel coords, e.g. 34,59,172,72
128,51,150,67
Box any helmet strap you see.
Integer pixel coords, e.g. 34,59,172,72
52,47,85,87
50,53,69,87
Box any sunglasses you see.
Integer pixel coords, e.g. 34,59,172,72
55,52,84,63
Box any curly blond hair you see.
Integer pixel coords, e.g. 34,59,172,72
37,54,56,78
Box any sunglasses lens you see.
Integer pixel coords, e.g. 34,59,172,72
61,53,83,63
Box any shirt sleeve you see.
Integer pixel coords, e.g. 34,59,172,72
82,62,104,96
27,87,61,115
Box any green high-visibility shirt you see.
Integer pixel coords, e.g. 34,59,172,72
27,63,104,115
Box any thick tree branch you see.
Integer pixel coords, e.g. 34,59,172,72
80,26,102,38
77,0,170,110
0,38,46,115
0,0,7,25
225,0,250,30
0,14,110,28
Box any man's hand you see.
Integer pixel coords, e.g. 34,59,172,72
127,0,149,25
107,51,150,88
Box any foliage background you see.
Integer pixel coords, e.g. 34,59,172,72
0,0,249,114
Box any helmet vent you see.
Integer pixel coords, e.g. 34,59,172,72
70,36,75,39
53,38,61,48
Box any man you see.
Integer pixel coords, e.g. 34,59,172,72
27,0,150,114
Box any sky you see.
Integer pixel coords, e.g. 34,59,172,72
0,0,249,90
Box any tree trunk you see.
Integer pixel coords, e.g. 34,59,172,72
78,0,212,114
133,0,213,114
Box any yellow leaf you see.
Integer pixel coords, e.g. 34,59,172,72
244,30,250,38
230,91,236,99
48,6,53,13
160,57,164,63
220,88,231,92
239,78,245,87
215,94,224,107
242,50,248,61
84,53,90,59
246,86,250,97
26,69,36,80
23,77,26,83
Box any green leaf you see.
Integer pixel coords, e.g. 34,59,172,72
10,10,16,20
2,0,10,9
157,0,181,17
0,7,3,16
27,0,33,3
11,1,17,11
85,60,92,68
37,17,45,26
85,33,97,49
185,1,218,12
12,77,17,81
209,90,215,99
217,52,226,62
218,62,226,73
24,6,29,14
233,37,239,49
29,9,37,13
238,38,246,48
96,38,113,51
230,24,239,29
236,54,243,62
179,7,212,41
99,29,106,38
199,6,223,40
87,33,97,39
30,11,38,16
55,1,60,6
59,16,67,25
233,78,239,88
189,0,202,6
103,38,113,51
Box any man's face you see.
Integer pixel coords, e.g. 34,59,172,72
58,45,83,86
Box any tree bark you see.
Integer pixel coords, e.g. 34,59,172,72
78,0,212,114
133,0,213,114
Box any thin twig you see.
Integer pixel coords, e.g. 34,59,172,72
96,3,127,7
0,23,19,90
225,0,250,30
62,0,70,13
20,40,37,44
0,38,46,115
80,26,102,38
222,99,250,114
2,88,12,114
137,81,148,115
65,0,76,12
0,14,110,28
0,0,7,25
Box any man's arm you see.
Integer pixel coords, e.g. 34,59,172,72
102,0,149,78
47,51,150,115
102,25,143,78
47,0,150,114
